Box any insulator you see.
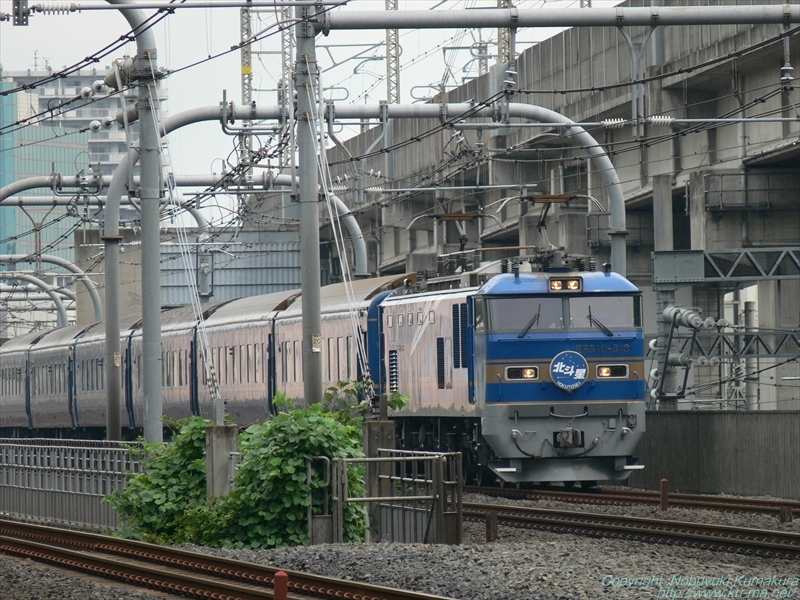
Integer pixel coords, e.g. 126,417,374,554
648,339,658,352
501,258,509,273
708,356,720,367
34,2,76,15
650,368,660,380
436,256,445,277
648,115,675,126
702,317,716,329
696,356,709,367
588,257,596,272
668,353,691,367
471,253,481,271
601,118,626,129
663,306,703,328
577,258,586,272
115,103,139,126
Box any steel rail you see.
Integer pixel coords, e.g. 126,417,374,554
466,486,800,517
0,519,455,600
463,502,800,560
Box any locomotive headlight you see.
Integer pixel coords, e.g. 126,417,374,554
506,366,540,380
597,364,629,378
549,278,582,292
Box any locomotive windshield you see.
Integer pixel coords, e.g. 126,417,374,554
569,296,641,329
484,294,641,333
486,297,563,333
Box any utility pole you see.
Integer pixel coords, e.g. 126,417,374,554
385,0,400,104
240,4,253,164
281,5,295,168
295,5,323,406
497,0,516,65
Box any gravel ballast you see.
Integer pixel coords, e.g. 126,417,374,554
2,494,797,599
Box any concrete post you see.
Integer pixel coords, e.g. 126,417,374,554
105,0,159,443
362,397,394,542
653,174,679,410
139,66,164,444
206,424,239,498
296,6,323,406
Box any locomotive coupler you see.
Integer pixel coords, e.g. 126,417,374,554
557,427,583,448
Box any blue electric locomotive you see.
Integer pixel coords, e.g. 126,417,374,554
381,259,645,485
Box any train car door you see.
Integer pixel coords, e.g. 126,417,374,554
189,338,199,416
24,355,32,429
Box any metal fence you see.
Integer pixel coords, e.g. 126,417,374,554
0,439,141,531
309,449,463,545
704,171,799,211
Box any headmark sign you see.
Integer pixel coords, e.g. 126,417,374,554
550,351,589,391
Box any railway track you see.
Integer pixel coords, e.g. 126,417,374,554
463,502,800,560
467,486,800,518
0,519,453,600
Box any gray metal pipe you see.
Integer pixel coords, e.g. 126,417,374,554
272,175,368,276
105,0,159,442
0,254,102,322
0,174,103,204
319,6,800,30
0,286,77,301
0,273,69,328
1,172,275,204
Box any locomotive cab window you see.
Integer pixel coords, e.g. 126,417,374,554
569,295,642,330
485,297,563,332
473,297,484,330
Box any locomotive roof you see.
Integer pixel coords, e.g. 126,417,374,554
203,290,301,325
478,270,640,295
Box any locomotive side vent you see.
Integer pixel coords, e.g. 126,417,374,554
389,350,399,393
436,338,445,389
452,305,461,369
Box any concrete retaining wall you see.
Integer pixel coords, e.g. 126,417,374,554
628,411,800,501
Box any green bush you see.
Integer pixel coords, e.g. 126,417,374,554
106,386,378,548
220,396,365,548
106,416,211,544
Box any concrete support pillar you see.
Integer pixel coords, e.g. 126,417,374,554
653,174,679,410
653,174,673,252
362,399,394,543
206,424,239,498
689,171,706,251
745,301,758,411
